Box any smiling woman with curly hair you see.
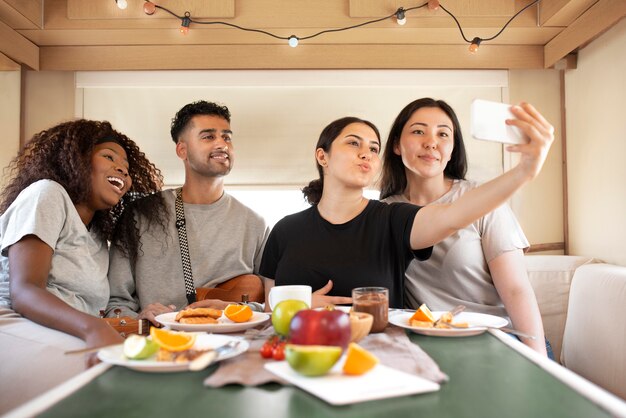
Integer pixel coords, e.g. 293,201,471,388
0,119,165,412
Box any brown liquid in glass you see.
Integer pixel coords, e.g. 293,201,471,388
353,293,388,333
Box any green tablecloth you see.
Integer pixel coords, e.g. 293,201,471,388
38,332,611,418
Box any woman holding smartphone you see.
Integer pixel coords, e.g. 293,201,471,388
260,101,554,335
379,98,549,356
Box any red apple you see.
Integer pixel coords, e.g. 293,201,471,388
289,309,351,349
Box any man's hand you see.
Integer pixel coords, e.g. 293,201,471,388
312,280,352,308
138,303,177,326
186,299,231,310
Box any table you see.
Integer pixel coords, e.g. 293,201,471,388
11,330,626,418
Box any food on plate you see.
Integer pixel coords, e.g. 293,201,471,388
224,304,253,323
408,304,469,328
285,344,342,376
156,348,208,363
348,311,373,343
175,307,223,322
150,327,196,352
260,335,287,360
410,303,435,323
342,342,379,376
123,335,159,360
289,308,351,349
178,316,218,324
271,299,309,336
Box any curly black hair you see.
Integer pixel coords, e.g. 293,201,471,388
170,101,231,143
0,119,166,258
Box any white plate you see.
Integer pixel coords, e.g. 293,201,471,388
389,311,508,337
97,334,248,372
265,358,439,405
155,311,270,333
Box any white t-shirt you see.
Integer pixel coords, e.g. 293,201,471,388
0,180,109,315
383,179,529,318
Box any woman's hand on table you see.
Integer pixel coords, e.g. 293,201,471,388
84,320,124,367
312,280,352,308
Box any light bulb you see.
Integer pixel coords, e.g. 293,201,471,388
395,8,406,26
180,13,191,35
469,37,482,53
288,36,299,48
143,1,156,15
428,0,440,11
116,0,128,10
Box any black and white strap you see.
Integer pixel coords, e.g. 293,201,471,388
175,188,197,304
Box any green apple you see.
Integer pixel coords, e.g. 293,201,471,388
285,344,342,376
271,299,309,336
123,335,159,360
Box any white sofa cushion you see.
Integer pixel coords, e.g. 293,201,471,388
524,255,596,363
561,263,626,400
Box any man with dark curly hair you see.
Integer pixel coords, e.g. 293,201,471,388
106,101,269,325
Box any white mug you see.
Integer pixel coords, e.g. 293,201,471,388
268,285,312,311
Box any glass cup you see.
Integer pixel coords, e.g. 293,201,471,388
351,287,389,333
268,285,312,311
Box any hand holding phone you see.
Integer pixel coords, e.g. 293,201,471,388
471,99,528,145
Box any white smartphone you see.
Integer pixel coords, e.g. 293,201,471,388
470,99,527,145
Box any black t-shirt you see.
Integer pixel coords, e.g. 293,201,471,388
259,200,432,308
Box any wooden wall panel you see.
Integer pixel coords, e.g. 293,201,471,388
0,51,19,70
544,0,626,67
19,26,561,47
0,20,38,69
539,0,597,27
349,0,516,17
0,0,42,29
40,44,543,71
67,0,235,19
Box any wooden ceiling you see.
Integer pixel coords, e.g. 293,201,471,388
1,0,625,72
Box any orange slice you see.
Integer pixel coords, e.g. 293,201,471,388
342,342,379,376
149,327,196,352
410,303,435,323
224,304,253,323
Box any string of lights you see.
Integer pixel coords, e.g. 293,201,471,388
137,0,540,53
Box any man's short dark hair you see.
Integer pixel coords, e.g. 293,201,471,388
170,101,231,143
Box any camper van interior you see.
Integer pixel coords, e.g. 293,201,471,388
1,1,625,417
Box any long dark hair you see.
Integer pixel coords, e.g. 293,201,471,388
379,98,467,200
302,116,381,205
0,119,166,258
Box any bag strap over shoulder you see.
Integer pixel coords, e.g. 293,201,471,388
175,187,197,304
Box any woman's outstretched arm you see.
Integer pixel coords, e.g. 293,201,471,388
410,102,554,250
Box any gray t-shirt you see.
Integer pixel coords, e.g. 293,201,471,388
384,179,529,317
106,189,269,317
0,180,109,315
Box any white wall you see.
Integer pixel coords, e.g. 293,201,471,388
565,19,626,266
509,70,564,251
76,70,509,187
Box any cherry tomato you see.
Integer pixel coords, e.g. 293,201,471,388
260,341,274,359
272,342,285,361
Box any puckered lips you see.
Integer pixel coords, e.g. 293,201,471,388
107,176,126,194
